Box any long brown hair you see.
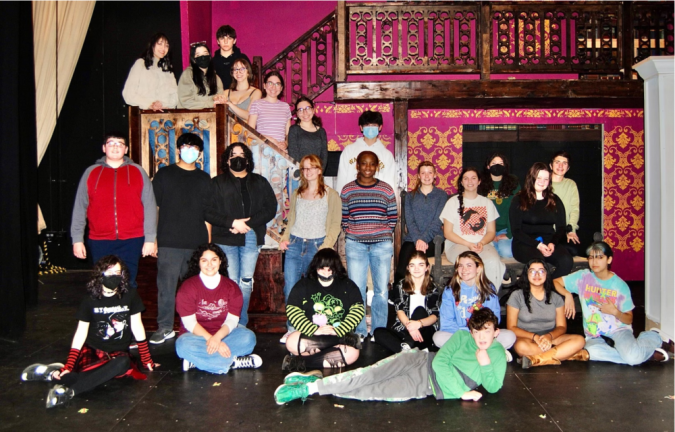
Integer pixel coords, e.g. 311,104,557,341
411,161,436,197
518,162,556,211
448,251,495,304
401,250,432,295
296,154,327,198
457,167,481,218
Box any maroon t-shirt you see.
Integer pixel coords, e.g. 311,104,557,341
176,274,243,335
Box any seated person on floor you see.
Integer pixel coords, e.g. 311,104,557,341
175,243,261,373
440,166,506,292
21,255,158,409
550,151,581,257
433,251,516,360
283,248,364,371
274,308,507,405
554,241,670,365
374,251,440,353
507,259,587,369
509,162,573,279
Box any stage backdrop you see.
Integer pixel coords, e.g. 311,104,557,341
407,109,645,281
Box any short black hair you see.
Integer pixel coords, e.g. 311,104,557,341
550,151,571,166
586,241,614,258
468,308,499,331
177,133,204,151
103,132,127,146
216,25,237,40
358,110,383,127
220,142,254,173
307,249,348,280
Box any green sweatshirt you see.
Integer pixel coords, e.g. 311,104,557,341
487,180,520,238
429,330,507,399
551,177,579,233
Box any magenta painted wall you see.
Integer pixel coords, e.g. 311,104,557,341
180,1,213,69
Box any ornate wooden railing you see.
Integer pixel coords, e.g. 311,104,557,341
128,105,297,244
336,1,673,79
260,11,337,104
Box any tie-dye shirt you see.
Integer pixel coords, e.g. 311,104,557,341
562,269,634,338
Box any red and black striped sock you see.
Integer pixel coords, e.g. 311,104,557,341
61,348,80,372
136,340,154,368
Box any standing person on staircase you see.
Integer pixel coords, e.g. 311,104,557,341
212,25,250,91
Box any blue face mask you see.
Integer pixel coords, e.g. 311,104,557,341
181,147,200,164
362,126,379,140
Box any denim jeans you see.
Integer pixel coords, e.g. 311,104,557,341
219,230,261,326
284,235,325,331
175,325,257,374
89,236,144,288
584,329,662,365
156,247,193,331
345,239,393,337
493,229,514,259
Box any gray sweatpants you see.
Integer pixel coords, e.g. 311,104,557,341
316,349,433,402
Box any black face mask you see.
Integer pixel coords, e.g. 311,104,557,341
489,165,505,177
102,274,122,289
230,157,247,172
194,55,211,69
317,274,334,283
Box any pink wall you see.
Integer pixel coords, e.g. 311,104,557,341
180,1,213,69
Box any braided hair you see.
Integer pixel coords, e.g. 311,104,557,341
456,166,481,218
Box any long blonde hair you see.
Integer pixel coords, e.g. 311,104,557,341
297,154,327,198
448,251,495,304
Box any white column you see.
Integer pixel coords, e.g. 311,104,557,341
634,56,674,341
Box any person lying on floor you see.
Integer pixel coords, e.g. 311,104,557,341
274,308,507,405
282,248,364,371
175,243,262,373
21,255,158,409
554,241,670,365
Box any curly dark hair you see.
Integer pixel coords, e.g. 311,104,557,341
294,95,322,128
220,142,254,174
514,259,562,313
182,243,229,282
518,162,556,211
468,307,499,331
478,153,519,198
307,248,348,281
141,33,174,73
456,166,481,218
87,255,130,299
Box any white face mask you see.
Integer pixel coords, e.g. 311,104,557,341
362,126,379,139
181,147,200,164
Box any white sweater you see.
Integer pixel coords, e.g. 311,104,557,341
335,137,398,194
122,58,178,109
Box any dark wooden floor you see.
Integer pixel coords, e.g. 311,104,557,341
0,271,672,432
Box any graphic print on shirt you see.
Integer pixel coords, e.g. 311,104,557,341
487,189,503,205
310,293,345,327
197,298,227,320
456,292,482,323
93,306,130,341
459,206,488,236
578,273,627,337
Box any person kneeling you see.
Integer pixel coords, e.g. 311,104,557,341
175,244,261,373
283,248,364,371
554,241,669,365
274,308,507,404
21,256,158,408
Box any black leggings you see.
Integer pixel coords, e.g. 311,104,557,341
511,240,573,279
59,356,130,396
373,307,436,353
394,241,437,286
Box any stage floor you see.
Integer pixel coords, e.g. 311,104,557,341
0,271,672,432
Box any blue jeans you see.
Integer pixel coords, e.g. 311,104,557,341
493,229,513,258
585,329,662,365
284,235,325,331
219,230,261,326
175,326,256,374
89,236,144,288
345,239,393,337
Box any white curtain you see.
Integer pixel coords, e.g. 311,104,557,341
33,1,95,232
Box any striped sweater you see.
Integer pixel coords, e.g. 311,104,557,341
286,277,365,337
341,179,397,243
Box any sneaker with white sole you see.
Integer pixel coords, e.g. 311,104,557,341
649,348,670,363
284,370,323,385
279,331,292,344
150,329,176,345
182,359,195,372
400,343,412,351
232,354,262,369
505,350,513,363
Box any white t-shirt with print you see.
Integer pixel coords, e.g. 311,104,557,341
439,195,499,244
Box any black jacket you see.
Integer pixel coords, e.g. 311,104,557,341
205,170,277,246
212,47,250,91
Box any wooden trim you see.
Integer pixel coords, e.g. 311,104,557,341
252,56,263,89
128,105,141,164
480,2,491,80
336,1,347,82
393,100,408,265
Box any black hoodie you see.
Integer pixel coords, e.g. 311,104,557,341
212,46,251,91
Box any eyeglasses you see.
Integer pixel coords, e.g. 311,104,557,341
266,81,282,88
297,106,313,114
232,67,247,73
189,41,206,47
105,141,126,147
528,269,547,276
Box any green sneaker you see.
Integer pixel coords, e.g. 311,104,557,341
274,383,310,405
284,370,323,385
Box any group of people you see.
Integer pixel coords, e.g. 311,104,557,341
20,28,670,410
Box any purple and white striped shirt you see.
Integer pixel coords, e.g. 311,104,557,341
249,99,292,142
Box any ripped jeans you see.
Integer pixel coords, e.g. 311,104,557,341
219,230,261,326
